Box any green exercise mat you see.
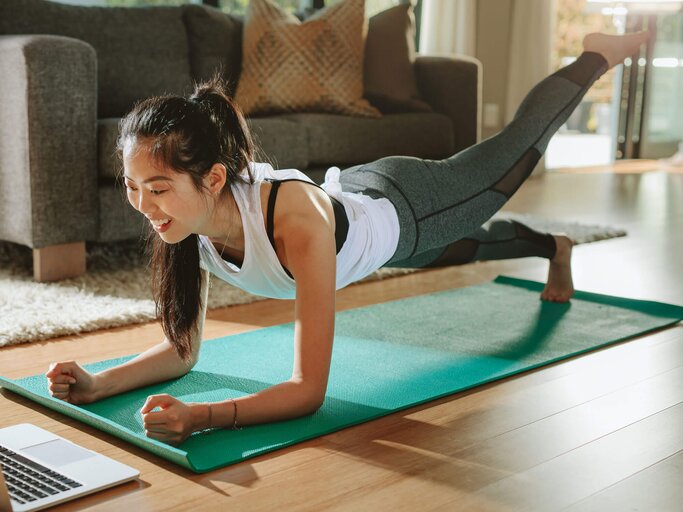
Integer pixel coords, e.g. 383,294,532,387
2,276,682,473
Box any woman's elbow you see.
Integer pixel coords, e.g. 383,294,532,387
188,356,200,372
301,399,324,417
178,354,199,377
299,386,326,414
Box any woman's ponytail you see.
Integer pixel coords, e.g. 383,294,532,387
147,231,203,362
190,75,256,185
117,72,256,363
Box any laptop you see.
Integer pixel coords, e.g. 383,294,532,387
0,424,139,512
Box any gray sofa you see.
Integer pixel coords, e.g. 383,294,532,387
0,0,481,282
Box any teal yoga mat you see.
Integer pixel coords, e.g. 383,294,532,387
2,276,682,473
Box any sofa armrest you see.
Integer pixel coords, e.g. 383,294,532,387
414,54,482,153
0,34,98,249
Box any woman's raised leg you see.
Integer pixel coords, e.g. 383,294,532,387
342,31,649,261
340,31,649,301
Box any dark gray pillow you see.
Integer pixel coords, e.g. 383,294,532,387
363,3,432,114
182,5,243,96
0,0,193,118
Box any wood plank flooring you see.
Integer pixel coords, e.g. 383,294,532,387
0,168,681,511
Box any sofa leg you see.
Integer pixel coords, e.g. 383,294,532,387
33,242,86,282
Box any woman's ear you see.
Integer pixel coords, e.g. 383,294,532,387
206,163,228,195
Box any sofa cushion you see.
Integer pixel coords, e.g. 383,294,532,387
97,117,310,181
246,118,310,171
98,118,123,182
235,0,380,118
364,4,431,114
182,5,243,95
280,112,455,166
0,0,193,118
98,183,146,242
98,112,453,180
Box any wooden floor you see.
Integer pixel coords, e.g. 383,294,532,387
1,168,682,511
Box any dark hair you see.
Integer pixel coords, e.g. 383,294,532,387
116,73,256,363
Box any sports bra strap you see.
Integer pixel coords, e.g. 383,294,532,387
266,179,349,277
266,180,281,252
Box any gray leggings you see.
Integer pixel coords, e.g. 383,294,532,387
339,51,608,268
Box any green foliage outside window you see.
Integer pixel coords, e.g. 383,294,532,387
105,0,193,5
218,0,250,14
554,0,614,104
219,0,299,15
103,0,396,16
103,0,299,14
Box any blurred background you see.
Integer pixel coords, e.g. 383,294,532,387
54,0,683,170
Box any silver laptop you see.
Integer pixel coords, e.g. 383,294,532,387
0,424,139,512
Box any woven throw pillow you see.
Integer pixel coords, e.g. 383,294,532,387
364,3,432,114
235,0,380,118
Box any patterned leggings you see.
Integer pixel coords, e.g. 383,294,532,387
339,52,608,268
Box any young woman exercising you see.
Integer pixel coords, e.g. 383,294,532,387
46,32,650,445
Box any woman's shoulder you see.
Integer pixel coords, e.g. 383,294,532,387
272,182,335,235
245,161,312,183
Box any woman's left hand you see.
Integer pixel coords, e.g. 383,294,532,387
140,394,201,445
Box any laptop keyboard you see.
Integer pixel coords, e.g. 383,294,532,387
0,444,82,505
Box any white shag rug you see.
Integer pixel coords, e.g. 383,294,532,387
0,213,626,347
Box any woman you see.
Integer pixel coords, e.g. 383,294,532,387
46,31,650,445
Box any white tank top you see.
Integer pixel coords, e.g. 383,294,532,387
197,162,400,299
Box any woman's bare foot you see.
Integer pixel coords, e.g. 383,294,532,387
583,31,652,69
541,235,574,303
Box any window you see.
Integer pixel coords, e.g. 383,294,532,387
546,0,616,169
215,0,297,15
328,0,402,17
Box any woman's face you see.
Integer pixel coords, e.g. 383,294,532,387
123,145,212,244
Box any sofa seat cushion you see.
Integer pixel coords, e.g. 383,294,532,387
246,118,310,171
97,117,310,181
280,112,455,166
0,0,193,118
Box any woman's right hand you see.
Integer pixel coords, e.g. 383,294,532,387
45,361,101,405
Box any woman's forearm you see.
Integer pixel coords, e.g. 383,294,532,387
94,340,196,400
192,379,322,431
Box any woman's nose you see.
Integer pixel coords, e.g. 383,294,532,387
135,192,156,215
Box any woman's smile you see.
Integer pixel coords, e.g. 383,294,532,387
150,218,173,232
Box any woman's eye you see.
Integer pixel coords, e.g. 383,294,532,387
124,184,165,196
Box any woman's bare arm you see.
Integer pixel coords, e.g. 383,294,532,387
93,268,210,399
119,182,336,439
197,184,337,429
46,269,210,404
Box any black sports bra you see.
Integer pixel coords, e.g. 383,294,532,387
265,179,350,278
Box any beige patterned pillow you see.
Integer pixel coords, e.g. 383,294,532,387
235,0,381,118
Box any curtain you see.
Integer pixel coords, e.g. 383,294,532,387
418,0,477,56
418,0,556,174
504,0,557,123
505,0,557,175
